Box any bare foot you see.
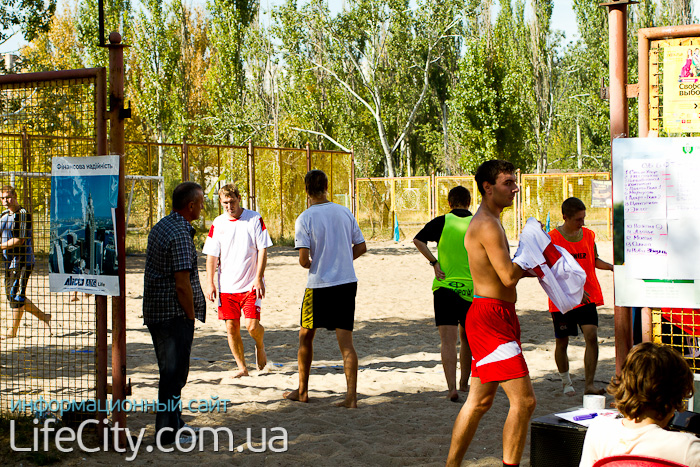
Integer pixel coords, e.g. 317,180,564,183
232,369,249,378
283,389,308,403
459,382,469,392
2,333,17,340
447,390,459,402
584,387,606,396
70,295,80,302
335,397,357,408
256,345,267,370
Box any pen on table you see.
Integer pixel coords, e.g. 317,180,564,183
573,413,598,421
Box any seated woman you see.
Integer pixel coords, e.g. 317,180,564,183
579,342,700,467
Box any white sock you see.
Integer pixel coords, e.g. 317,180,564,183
559,371,572,386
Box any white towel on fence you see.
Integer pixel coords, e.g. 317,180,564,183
513,218,586,313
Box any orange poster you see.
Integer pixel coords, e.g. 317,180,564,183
663,45,700,133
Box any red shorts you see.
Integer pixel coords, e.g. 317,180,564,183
466,297,529,383
218,290,261,320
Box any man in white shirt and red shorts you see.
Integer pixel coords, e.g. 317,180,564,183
203,184,273,377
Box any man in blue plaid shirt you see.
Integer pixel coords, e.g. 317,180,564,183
143,181,206,445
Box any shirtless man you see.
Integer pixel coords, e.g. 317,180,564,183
446,160,536,467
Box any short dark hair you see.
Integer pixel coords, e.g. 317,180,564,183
1,185,17,197
608,342,694,422
561,197,586,218
448,186,471,209
172,182,203,210
305,170,328,197
474,160,515,196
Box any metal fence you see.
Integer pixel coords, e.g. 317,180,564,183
652,308,700,374
0,69,107,415
356,172,611,241
124,142,354,250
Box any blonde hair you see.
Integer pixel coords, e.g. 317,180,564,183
218,184,240,199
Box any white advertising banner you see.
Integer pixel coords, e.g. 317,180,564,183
49,156,120,295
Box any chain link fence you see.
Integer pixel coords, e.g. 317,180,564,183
0,71,105,415
357,172,611,241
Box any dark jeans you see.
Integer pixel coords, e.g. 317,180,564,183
147,317,195,444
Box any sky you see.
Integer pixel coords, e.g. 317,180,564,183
1,0,586,55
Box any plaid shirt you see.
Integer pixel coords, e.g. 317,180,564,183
143,211,206,324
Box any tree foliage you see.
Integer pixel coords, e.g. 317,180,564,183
10,0,700,176
1,0,57,46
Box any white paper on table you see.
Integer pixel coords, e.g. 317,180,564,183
554,408,620,427
623,158,667,220
624,220,669,279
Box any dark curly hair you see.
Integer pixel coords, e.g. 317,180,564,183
608,342,694,422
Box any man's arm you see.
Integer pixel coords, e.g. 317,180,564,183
0,237,23,250
253,248,268,298
412,238,444,280
482,220,524,288
595,257,613,271
298,248,311,269
4,211,29,250
352,242,367,260
205,255,218,302
174,270,196,320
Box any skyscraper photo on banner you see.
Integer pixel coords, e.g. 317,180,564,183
49,156,120,295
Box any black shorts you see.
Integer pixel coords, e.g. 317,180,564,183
300,282,357,331
551,302,598,338
433,287,471,327
4,265,33,309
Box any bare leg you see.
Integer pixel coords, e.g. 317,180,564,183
5,300,50,338
6,308,23,338
438,325,460,401
246,318,267,370
225,319,248,377
499,375,537,464
284,327,315,402
458,324,471,392
554,336,569,373
581,324,604,395
335,329,358,408
554,336,575,395
446,377,498,466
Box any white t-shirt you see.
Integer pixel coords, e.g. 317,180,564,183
202,210,273,294
294,202,365,288
579,417,700,467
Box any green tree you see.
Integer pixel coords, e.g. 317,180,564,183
1,0,56,46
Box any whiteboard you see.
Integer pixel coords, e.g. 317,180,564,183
613,138,700,307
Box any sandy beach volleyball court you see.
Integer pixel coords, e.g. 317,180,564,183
47,239,614,466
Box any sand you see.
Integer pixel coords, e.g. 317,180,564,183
62,240,616,466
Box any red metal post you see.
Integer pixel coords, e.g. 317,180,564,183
108,31,128,449
95,66,109,441
602,1,635,374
